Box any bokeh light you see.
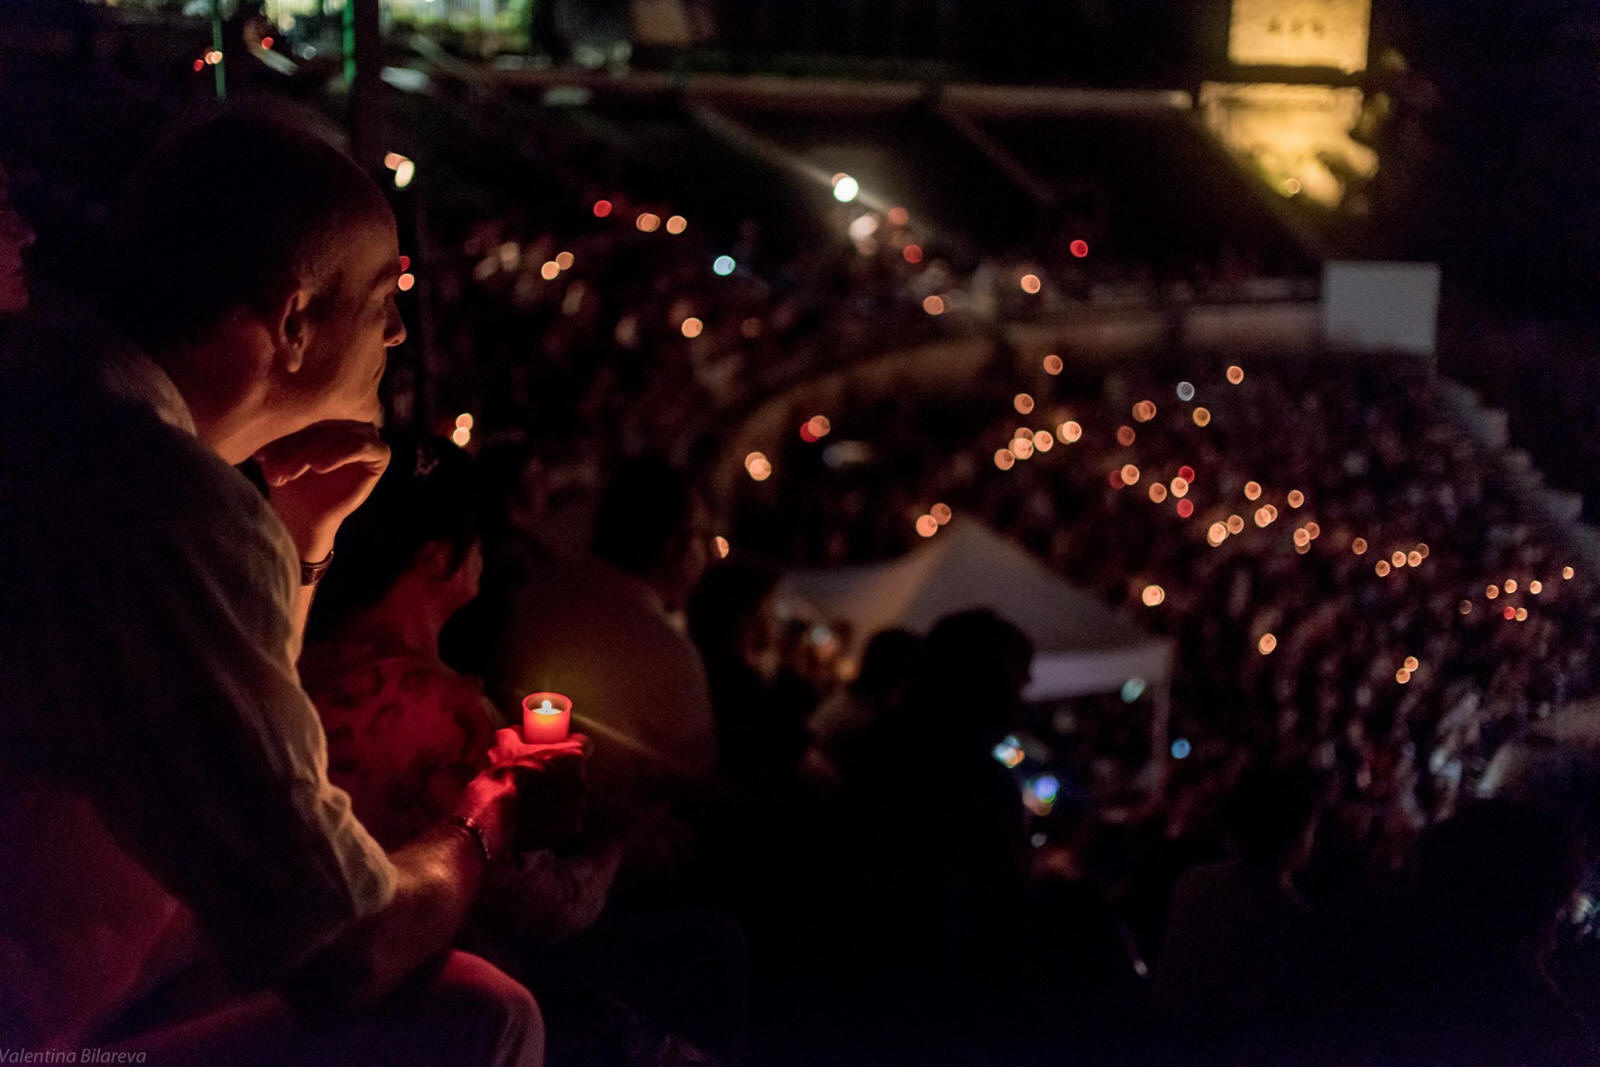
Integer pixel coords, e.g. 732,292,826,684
1142,584,1166,607
1226,365,1245,384
1043,354,1064,375
1014,393,1035,414
1258,633,1277,655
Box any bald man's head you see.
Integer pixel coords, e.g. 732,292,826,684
106,108,392,357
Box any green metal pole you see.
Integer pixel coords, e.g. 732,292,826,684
210,0,226,100
343,0,357,86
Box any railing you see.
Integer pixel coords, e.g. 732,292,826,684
255,0,530,34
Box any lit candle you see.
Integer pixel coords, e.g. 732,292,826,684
521,691,572,744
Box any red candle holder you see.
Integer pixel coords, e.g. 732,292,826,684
521,691,572,744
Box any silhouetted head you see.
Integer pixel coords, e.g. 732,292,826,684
309,433,479,641
850,628,922,706
1224,761,1324,874
592,453,708,610
687,556,781,673
916,609,1033,744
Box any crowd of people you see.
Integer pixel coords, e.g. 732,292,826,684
5,32,1600,1067
723,344,1600,1058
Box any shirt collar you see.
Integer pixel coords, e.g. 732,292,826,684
98,344,197,437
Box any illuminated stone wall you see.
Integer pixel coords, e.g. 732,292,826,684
1228,0,1371,73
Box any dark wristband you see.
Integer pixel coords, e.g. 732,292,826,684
447,814,493,866
300,550,335,587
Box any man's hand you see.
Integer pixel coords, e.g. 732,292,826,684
471,729,590,854
255,421,389,561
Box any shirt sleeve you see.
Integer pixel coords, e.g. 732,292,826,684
54,425,397,986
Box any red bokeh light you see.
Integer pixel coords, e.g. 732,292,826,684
1176,499,1195,518
1070,239,1090,258
193,59,205,71
902,244,923,264
592,199,613,218
398,254,411,271
261,36,274,48
1178,465,1196,482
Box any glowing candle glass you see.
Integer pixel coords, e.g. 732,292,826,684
521,692,572,744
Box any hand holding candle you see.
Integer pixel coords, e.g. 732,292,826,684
522,691,573,744
484,726,589,852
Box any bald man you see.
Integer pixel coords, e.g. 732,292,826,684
0,111,582,1066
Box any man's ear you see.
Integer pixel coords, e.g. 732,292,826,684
274,285,313,375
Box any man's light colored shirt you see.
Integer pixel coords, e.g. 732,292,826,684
0,347,396,1046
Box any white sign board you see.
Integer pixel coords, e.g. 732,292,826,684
1229,0,1371,73
1321,261,1441,356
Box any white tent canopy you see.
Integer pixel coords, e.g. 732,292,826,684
780,519,1174,701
